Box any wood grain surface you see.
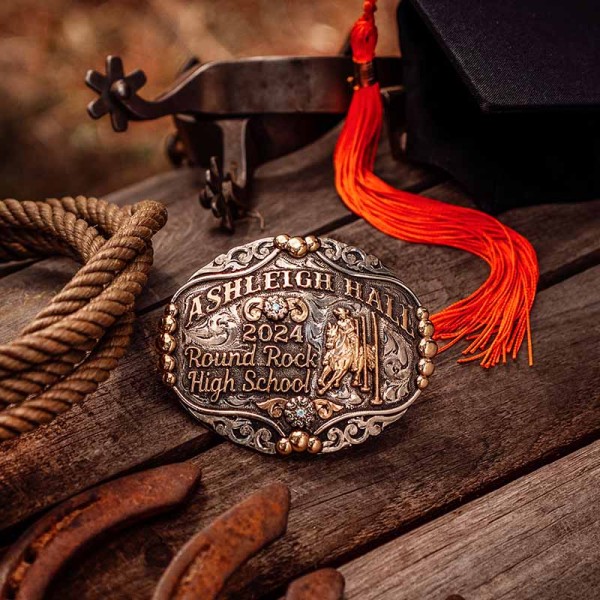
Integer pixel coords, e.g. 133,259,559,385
44,264,600,599
342,438,600,599
0,132,598,599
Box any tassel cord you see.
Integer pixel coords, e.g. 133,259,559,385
334,1,539,368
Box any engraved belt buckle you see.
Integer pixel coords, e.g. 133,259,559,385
158,235,437,456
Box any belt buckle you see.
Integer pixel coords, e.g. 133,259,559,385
158,235,436,456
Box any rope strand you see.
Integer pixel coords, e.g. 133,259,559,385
0,196,167,440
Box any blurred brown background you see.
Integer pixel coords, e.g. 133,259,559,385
0,0,399,200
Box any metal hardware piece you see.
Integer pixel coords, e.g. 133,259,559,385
85,55,401,127
159,235,435,455
85,54,402,231
353,60,376,88
285,568,345,600
0,463,202,600
152,483,290,600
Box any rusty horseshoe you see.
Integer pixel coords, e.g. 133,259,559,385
152,482,290,600
0,462,201,600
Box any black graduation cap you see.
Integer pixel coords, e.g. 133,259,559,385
397,0,600,212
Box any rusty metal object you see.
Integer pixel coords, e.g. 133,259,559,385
152,482,290,600
285,568,345,600
1,476,344,599
85,54,403,231
85,55,401,127
199,155,246,233
0,462,201,600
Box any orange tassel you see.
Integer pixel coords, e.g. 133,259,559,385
334,1,539,368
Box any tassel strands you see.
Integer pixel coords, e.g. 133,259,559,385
335,1,539,368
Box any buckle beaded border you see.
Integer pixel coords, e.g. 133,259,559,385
158,235,436,456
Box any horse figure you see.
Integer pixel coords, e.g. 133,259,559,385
318,308,373,395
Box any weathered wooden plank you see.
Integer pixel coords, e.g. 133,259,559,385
341,439,600,600
0,169,202,283
44,257,600,597
366,182,600,306
0,190,597,535
0,134,433,531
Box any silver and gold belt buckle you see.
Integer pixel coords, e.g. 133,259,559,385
158,235,436,456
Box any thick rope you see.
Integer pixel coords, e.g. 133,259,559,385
0,196,167,441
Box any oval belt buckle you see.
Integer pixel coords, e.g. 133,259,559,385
158,235,437,456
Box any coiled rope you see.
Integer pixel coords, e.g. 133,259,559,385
0,196,167,441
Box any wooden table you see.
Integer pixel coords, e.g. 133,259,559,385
1,127,599,599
